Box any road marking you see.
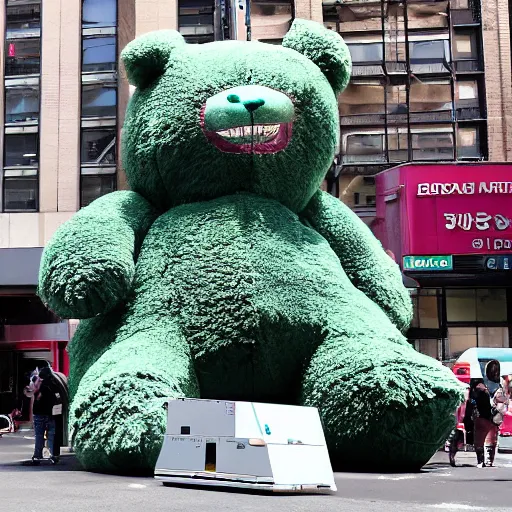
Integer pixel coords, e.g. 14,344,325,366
427,504,488,510
377,475,417,480
23,436,35,440
128,483,147,489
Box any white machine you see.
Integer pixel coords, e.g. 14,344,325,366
154,398,336,493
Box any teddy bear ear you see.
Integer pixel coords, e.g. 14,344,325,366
121,30,186,89
282,19,352,95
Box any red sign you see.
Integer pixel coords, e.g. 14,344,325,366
8,43,15,57
376,164,512,257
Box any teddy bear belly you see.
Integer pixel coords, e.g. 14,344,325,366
132,194,356,401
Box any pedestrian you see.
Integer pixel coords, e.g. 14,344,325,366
469,377,493,468
30,366,59,465
448,385,472,467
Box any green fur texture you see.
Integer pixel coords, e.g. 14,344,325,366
38,19,463,474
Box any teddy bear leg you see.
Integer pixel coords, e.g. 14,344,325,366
300,325,463,471
70,318,199,474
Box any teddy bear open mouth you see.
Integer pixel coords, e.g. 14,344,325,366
203,122,293,154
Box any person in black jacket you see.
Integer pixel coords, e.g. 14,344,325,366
31,367,58,465
470,377,496,468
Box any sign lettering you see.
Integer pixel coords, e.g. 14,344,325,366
403,255,453,271
444,213,510,232
418,182,512,196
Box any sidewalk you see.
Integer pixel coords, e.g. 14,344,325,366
0,428,81,471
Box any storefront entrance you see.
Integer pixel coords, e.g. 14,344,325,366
409,287,512,364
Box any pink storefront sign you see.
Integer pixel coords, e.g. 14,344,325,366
375,163,512,259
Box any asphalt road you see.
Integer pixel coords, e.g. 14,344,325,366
2,430,512,512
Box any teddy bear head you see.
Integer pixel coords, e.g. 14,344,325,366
121,19,351,213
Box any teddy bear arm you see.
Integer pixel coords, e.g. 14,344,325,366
301,190,413,333
38,191,158,319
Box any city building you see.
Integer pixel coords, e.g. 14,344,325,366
0,0,510,415
323,0,512,226
374,162,512,363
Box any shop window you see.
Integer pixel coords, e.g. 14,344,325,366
82,36,116,72
419,293,440,329
452,0,469,7
412,131,454,160
81,174,116,207
6,1,41,37
446,327,477,360
453,34,477,60
3,176,38,211
4,133,38,167
339,83,385,116
251,0,293,42
446,289,507,323
457,127,481,158
81,84,117,118
476,289,507,322
5,38,41,76
82,0,117,29
446,289,476,322
178,0,214,43
347,43,383,64
478,327,508,348
5,86,39,124
416,339,439,359
410,81,452,112
81,129,116,164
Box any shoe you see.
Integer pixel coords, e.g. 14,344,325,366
30,457,41,466
50,456,59,465
476,447,485,468
485,446,496,467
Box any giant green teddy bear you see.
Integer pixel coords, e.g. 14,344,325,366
38,19,463,474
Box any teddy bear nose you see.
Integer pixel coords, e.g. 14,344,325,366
227,94,266,113
243,98,265,112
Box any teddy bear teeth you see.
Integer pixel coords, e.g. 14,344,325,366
216,124,281,143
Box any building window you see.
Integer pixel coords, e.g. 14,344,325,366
82,0,117,29
3,175,38,212
347,42,383,64
457,80,478,100
178,0,215,43
251,0,293,43
81,174,116,207
81,83,117,118
453,33,477,60
5,38,41,76
344,133,385,163
457,127,481,158
6,1,41,38
412,131,454,160
82,35,116,72
409,40,449,63
4,133,38,167
81,129,116,165
446,289,507,323
5,86,39,124
340,83,385,117
410,80,452,113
